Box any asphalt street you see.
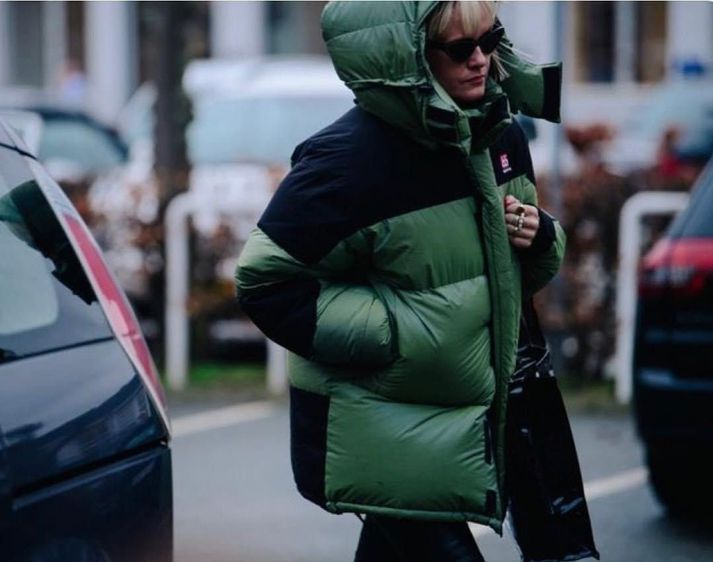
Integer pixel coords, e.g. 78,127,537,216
168,396,713,562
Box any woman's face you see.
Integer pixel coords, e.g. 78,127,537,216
426,10,493,106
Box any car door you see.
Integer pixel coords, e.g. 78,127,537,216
0,434,10,541
0,135,171,561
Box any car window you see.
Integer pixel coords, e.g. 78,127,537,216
39,118,126,174
0,147,112,362
187,96,353,165
668,160,713,238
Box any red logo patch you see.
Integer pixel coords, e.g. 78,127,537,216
500,153,512,173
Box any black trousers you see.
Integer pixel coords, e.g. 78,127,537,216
354,515,486,562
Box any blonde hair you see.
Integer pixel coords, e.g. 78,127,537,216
426,1,508,81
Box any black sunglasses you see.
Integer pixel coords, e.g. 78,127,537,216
428,25,505,63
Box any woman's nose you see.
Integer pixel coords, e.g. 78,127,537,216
466,46,487,68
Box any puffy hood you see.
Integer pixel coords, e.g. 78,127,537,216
321,1,561,154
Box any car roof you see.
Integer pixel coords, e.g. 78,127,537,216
0,114,39,156
0,117,19,148
183,55,351,100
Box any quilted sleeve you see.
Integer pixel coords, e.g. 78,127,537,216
504,123,566,295
234,140,396,367
519,210,566,296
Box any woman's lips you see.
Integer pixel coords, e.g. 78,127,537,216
463,75,485,86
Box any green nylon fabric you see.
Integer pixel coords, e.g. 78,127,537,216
235,0,565,532
321,1,562,155
319,3,564,527
325,383,498,528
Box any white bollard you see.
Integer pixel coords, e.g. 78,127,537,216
165,192,193,391
266,340,289,396
615,191,689,403
164,192,275,393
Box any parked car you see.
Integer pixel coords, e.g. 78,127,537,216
92,56,354,356
110,56,353,231
604,79,713,174
0,89,129,185
30,105,128,181
633,157,713,515
0,119,172,560
674,117,713,166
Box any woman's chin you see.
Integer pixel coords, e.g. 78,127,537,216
454,87,486,107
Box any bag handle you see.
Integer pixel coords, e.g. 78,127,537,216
519,297,546,348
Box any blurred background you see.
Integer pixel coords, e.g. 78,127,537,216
1,1,710,389
2,2,713,559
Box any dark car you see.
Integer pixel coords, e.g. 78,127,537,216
0,105,128,181
31,106,129,176
675,118,713,166
634,158,713,515
0,120,172,560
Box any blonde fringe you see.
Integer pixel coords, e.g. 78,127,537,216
427,1,536,82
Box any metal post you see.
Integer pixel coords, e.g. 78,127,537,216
266,340,288,396
550,1,565,223
615,192,689,403
546,1,567,375
165,192,193,391
164,194,285,393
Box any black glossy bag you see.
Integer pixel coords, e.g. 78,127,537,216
505,299,599,562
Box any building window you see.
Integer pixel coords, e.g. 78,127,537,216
574,1,668,84
574,2,615,82
67,1,85,69
636,2,667,83
267,1,327,55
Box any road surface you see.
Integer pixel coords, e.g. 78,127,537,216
168,397,713,562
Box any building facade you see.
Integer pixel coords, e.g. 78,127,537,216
0,1,709,126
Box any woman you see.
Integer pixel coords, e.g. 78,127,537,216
235,1,565,560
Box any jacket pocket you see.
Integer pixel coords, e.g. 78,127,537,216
312,282,397,366
322,382,499,521
365,277,495,407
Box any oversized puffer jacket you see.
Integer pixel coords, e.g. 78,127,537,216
235,1,565,533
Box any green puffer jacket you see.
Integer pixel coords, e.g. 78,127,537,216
235,1,565,533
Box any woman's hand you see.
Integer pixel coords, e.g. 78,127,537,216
504,195,539,249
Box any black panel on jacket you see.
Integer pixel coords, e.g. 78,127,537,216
542,65,562,124
258,106,473,265
488,120,536,186
529,208,556,255
290,386,329,507
516,208,557,262
238,278,319,357
485,490,498,516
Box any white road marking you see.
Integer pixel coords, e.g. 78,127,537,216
171,401,276,438
583,466,648,500
470,466,649,538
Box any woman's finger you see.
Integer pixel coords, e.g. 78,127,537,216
509,235,533,248
505,214,539,231
504,202,537,216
